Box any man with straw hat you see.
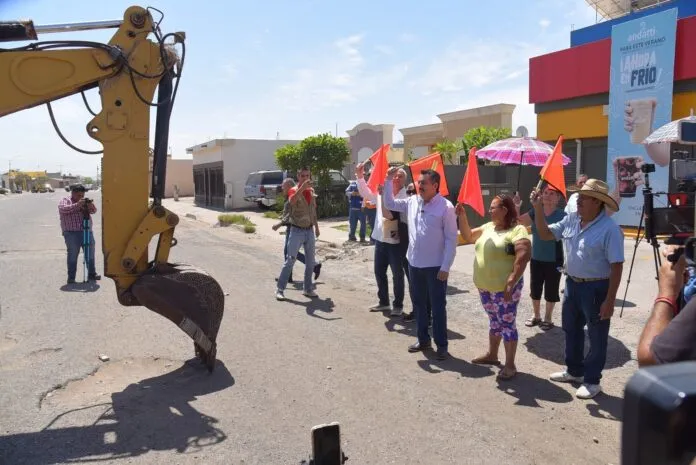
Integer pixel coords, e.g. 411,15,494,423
530,179,624,399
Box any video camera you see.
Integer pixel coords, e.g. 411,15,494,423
642,159,696,263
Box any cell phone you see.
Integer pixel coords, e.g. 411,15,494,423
311,422,342,465
616,156,641,198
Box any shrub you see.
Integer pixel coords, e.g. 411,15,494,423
218,214,251,226
243,224,256,234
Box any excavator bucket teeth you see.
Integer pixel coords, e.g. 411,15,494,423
130,263,225,372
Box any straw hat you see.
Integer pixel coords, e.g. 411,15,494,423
576,179,619,211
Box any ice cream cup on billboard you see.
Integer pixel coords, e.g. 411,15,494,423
615,155,644,198
627,98,657,144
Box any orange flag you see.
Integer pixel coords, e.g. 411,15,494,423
366,143,390,194
409,152,449,197
539,135,567,199
457,147,484,216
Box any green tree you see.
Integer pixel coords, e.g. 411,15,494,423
83,176,94,185
432,139,459,164
275,133,351,218
458,126,512,163
275,133,350,189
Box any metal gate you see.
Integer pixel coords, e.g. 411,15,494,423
193,161,225,209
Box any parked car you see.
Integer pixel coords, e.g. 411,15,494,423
244,169,351,209
243,170,286,209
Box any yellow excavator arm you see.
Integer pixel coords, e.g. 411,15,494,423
0,6,224,371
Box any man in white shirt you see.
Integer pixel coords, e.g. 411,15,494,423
384,167,458,359
565,174,588,215
355,162,409,316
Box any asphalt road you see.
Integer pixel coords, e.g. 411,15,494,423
0,191,660,464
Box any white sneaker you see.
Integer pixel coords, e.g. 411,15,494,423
549,371,584,383
303,290,318,298
369,304,390,312
576,383,601,399
275,290,285,301
390,307,403,317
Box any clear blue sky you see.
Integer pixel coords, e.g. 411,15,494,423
0,0,598,176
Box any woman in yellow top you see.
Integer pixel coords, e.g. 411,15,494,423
457,194,531,380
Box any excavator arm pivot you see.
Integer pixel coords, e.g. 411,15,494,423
0,6,225,372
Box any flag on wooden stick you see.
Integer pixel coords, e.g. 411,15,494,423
457,147,485,216
538,135,567,199
408,152,449,197
366,143,390,194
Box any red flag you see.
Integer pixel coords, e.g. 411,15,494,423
539,135,567,199
366,143,390,194
457,147,485,216
408,152,449,197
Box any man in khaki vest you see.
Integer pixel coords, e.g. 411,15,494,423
276,167,320,301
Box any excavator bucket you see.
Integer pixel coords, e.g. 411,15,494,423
130,263,225,372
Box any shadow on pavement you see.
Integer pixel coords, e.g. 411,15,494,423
523,330,633,370
383,318,466,340
586,391,623,422
0,359,234,465
285,296,339,320
417,351,495,379
496,372,574,407
615,299,636,308
59,282,100,293
446,285,469,296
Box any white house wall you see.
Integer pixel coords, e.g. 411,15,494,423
221,139,299,209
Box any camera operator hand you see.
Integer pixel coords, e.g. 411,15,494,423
637,244,696,366
658,245,687,299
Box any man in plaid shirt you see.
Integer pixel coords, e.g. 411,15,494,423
58,184,100,283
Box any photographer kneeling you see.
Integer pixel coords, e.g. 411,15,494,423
638,245,696,366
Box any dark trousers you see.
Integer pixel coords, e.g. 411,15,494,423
562,277,610,385
63,230,96,281
530,259,562,302
374,240,405,308
409,265,447,349
348,208,366,240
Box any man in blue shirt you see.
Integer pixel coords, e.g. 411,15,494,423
345,180,366,242
531,179,624,400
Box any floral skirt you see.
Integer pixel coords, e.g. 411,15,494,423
478,278,524,342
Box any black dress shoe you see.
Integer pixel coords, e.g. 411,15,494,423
408,341,432,353
88,274,101,281
435,348,449,360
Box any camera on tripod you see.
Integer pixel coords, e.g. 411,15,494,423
642,159,696,262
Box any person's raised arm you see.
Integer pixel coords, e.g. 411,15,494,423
531,190,555,240
455,203,484,244
383,166,409,213
355,162,377,203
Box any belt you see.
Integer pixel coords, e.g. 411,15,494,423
290,224,312,230
568,275,608,283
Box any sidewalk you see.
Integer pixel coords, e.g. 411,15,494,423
162,197,354,246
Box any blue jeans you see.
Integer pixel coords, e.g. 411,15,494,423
364,208,376,241
374,240,405,308
562,277,611,385
278,226,315,292
283,227,306,264
348,208,366,241
63,230,96,281
409,265,447,349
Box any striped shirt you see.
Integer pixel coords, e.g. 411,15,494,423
58,197,90,232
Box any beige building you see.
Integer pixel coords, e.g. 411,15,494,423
400,103,516,163
148,153,194,199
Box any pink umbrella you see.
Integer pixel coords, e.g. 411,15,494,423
475,136,571,190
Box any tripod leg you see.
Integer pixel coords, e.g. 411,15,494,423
620,206,645,318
